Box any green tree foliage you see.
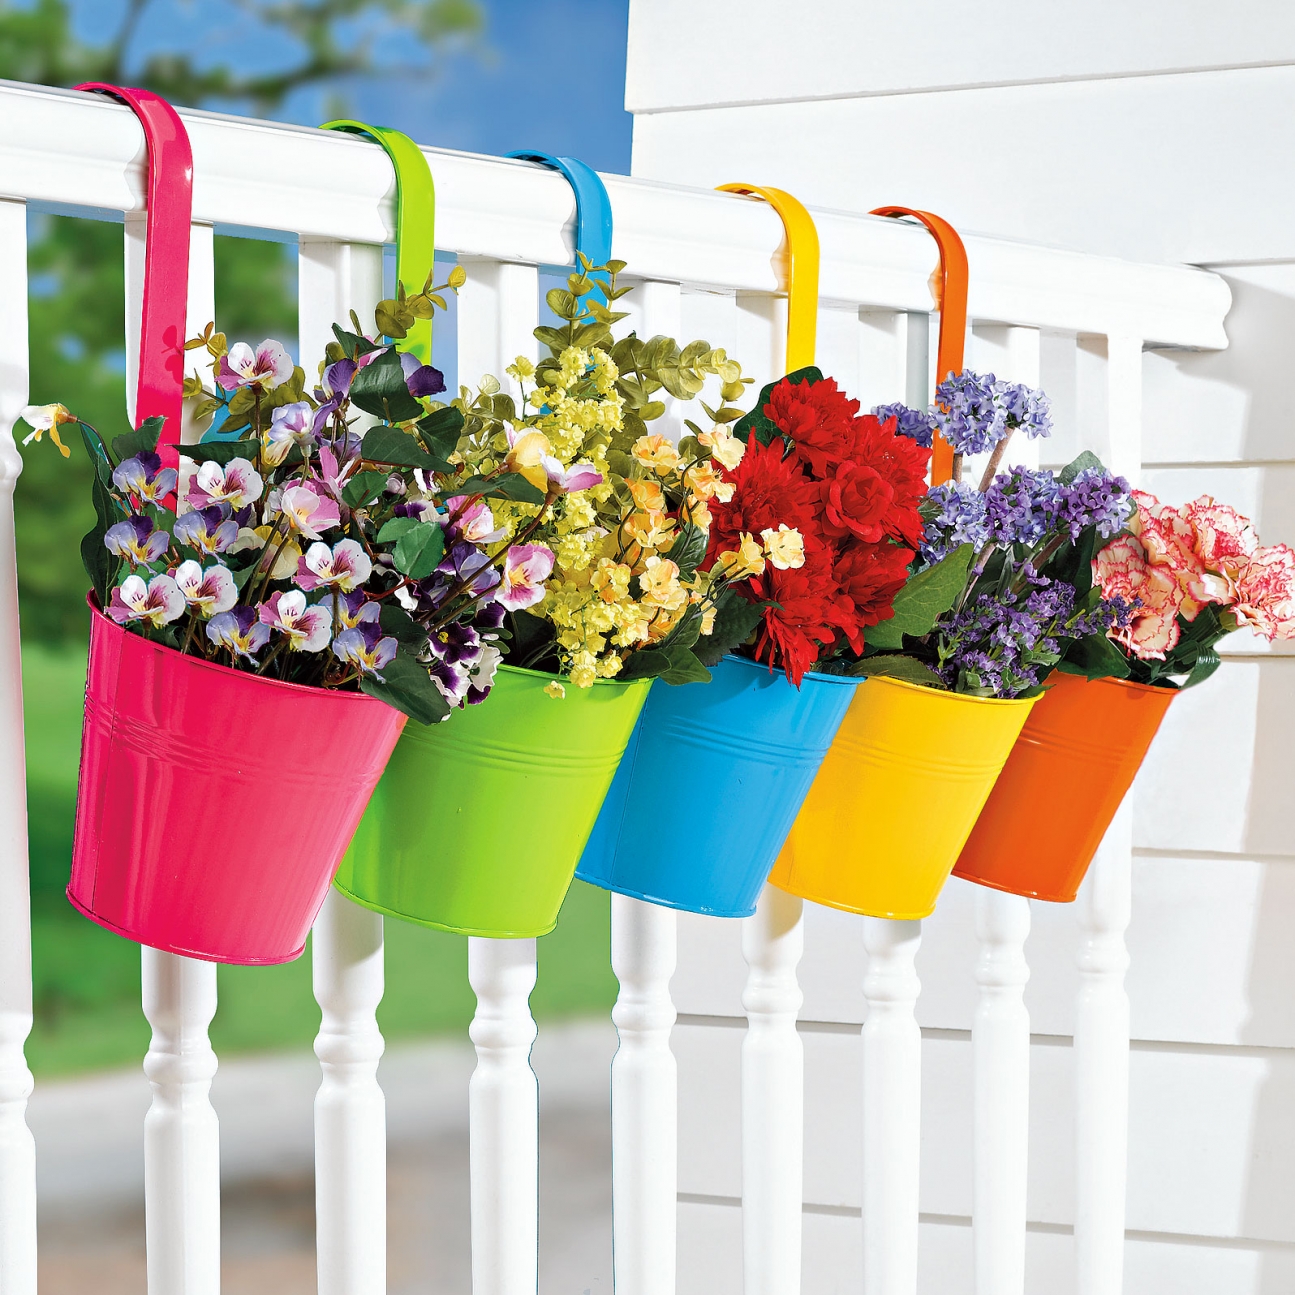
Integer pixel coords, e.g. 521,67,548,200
6,0,483,643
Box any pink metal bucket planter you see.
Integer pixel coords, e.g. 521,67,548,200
68,603,407,964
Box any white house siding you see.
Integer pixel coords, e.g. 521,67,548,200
626,2,1295,1289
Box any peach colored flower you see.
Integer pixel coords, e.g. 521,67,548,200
623,510,676,551
631,434,681,477
1232,544,1295,641
1093,533,1183,660
684,460,734,503
626,478,666,513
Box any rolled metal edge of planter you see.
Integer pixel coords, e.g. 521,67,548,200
952,670,1177,903
575,653,865,919
68,599,407,965
771,673,1039,920
335,663,651,939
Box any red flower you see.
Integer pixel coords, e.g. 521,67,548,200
765,376,859,476
818,460,895,543
846,413,931,548
834,540,914,652
704,435,818,569
749,549,854,687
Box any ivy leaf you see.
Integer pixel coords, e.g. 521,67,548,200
693,587,767,668
361,425,436,469
342,470,390,509
349,348,424,423
666,522,707,580
848,654,948,689
110,415,165,463
183,438,260,466
360,652,452,726
661,645,712,686
392,521,445,580
865,546,973,651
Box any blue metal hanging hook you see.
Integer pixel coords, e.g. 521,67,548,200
507,150,613,288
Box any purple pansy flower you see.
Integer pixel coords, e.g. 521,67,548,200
258,591,332,652
262,401,316,467
337,590,381,629
465,643,502,705
426,620,482,666
398,351,446,399
112,451,178,503
108,574,185,628
333,622,397,679
173,504,240,555
174,560,237,618
311,358,357,435
104,515,169,567
207,605,271,660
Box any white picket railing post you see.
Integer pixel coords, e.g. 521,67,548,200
609,893,678,1295
0,196,35,1295
972,890,1031,1295
1074,800,1134,1295
313,888,386,1295
742,884,804,1295
861,917,923,1295
469,936,539,1295
142,949,221,1295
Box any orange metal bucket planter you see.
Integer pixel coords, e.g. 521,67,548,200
953,672,1176,902
772,675,1037,919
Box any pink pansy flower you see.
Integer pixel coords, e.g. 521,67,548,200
542,456,604,493
1093,534,1183,660
1128,490,1225,620
216,339,293,392
104,515,169,567
332,623,397,679
497,543,556,612
313,444,358,501
262,401,315,468
258,591,332,653
108,574,185,628
173,560,237,618
187,457,264,510
443,496,506,544
206,606,271,661
294,538,372,592
1232,544,1295,641
272,482,342,541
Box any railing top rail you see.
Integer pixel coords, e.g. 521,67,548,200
0,78,1230,348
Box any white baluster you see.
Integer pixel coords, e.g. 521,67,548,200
861,917,922,1295
142,949,220,1295
742,885,804,1295
972,890,1031,1295
468,937,539,1295
457,258,540,402
181,221,216,444
313,889,386,1295
610,893,678,1295
298,239,385,372
1074,800,1133,1295
0,197,35,1295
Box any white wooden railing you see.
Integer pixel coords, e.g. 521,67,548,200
0,80,1230,1295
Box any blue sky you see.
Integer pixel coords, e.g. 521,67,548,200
64,0,634,173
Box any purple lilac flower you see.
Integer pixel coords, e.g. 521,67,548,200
983,466,1062,546
996,380,1053,439
1054,467,1133,540
104,515,169,567
932,370,1007,456
920,481,990,563
112,452,178,503
333,622,397,679
207,605,271,660
173,504,240,555
872,401,936,449
311,358,357,435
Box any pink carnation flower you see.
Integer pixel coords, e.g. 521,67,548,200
1093,534,1183,660
1232,544,1295,641
1182,495,1258,581
1127,490,1224,621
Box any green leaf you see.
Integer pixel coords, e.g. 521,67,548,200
848,654,948,689
693,587,767,668
377,601,429,649
732,366,822,445
392,521,445,580
342,470,390,509
1059,631,1132,681
657,603,704,653
77,421,116,487
1059,450,1108,484
661,645,712,686
81,471,122,605
359,652,452,726
377,515,421,543
1179,645,1221,689
361,425,437,469
415,405,465,462
349,348,424,423
865,546,973,650
110,415,165,463
618,648,671,681
332,323,381,360
184,437,260,465
454,472,547,505
666,522,707,580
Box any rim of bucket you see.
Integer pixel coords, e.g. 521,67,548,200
496,661,649,693
1043,669,1181,701
87,592,403,711
725,652,867,690
770,877,937,921
864,671,1038,708
332,880,559,938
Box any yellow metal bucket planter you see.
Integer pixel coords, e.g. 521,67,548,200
771,675,1038,920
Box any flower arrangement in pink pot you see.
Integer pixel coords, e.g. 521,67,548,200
955,487,1295,902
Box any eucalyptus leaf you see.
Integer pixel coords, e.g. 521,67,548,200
360,652,452,726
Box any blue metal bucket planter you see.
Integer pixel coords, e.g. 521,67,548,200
575,655,865,917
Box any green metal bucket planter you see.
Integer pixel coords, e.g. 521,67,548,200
333,665,651,937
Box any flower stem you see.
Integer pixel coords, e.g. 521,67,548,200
977,429,1015,492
